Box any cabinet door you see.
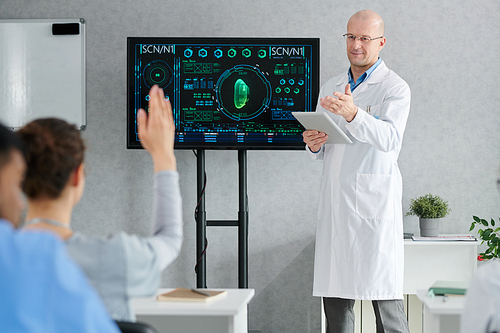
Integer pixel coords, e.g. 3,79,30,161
360,300,376,333
357,296,422,333
407,295,423,333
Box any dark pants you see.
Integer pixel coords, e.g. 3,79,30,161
323,297,410,333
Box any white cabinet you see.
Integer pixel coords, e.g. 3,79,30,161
403,240,478,294
321,239,478,333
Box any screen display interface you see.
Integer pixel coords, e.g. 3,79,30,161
127,37,319,149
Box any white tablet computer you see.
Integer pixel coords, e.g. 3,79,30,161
292,112,353,144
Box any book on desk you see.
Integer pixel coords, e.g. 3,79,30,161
157,288,227,302
428,280,469,296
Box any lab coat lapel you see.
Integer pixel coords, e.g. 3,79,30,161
349,61,390,99
335,74,349,90
365,61,389,85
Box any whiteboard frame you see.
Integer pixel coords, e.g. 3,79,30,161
0,18,86,130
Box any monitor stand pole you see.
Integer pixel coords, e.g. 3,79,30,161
196,149,249,289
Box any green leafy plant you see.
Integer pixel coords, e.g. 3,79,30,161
470,216,500,260
405,193,451,219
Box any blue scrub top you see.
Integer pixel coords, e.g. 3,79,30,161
0,220,119,333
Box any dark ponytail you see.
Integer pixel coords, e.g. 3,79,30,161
18,118,85,199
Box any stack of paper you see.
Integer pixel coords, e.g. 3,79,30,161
412,235,476,241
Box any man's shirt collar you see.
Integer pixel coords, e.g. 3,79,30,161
348,57,382,92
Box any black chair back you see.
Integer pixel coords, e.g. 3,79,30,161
115,321,159,333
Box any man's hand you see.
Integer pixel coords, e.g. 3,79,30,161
137,85,176,172
303,130,328,153
320,84,358,122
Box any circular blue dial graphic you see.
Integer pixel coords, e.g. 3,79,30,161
215,65,272,121
143,60,173,89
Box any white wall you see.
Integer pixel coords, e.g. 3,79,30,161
2,1,499,331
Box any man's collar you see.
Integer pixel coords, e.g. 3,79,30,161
348,57,382,83
337,59,386,86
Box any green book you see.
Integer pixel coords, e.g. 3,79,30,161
428,280,469,295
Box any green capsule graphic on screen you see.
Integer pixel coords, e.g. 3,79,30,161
234,78,250,109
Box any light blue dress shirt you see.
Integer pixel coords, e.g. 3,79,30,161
0,220,119,333
348,57,382,91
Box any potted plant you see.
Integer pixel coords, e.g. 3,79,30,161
470,216,500,260
406,193,451,236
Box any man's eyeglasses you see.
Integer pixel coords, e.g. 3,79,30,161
343,34,383,43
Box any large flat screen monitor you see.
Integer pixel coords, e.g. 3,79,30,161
127,37,320,149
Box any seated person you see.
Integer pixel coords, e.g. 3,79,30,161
19,85,183,321
0,122,119,332
461,260,500,333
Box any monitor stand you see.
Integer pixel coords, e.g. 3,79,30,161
195,149,248,289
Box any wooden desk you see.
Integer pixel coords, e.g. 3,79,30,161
416,289,464,333
131,288,255,333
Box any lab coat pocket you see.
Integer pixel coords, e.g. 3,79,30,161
366,104,381,119
355,173,396,220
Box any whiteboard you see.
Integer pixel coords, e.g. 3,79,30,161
0,19,86,129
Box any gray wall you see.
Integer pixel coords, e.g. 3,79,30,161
2,0,499,332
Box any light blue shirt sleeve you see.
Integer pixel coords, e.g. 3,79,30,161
146,170,183,270
65,170,183,321
121,170,183,297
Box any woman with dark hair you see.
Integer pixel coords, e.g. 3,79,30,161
19,85,183,321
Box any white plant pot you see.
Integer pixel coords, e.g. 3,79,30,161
419,218,440,237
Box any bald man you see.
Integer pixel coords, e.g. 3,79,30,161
303,10,411,333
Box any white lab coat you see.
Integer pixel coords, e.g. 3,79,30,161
309,61,411,300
